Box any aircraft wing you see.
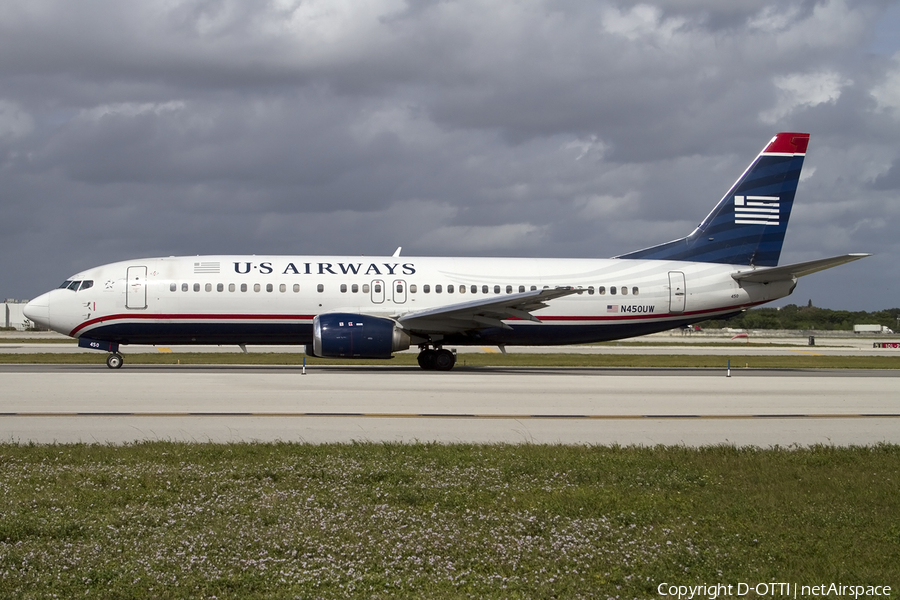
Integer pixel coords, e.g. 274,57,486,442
731,253,870,283
397,287,581,334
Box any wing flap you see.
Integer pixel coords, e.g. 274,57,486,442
731,253,870,283
398,287,581,334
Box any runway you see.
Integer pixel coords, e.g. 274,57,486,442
2,365,898,446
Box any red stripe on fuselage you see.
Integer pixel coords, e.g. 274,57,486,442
69,302,763,337
70,313,318,337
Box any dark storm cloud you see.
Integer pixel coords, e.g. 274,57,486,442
1,0,899,309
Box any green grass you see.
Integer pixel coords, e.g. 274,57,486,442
0,443,897,598
2,351,899,369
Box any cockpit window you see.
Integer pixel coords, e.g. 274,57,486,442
79,280,93,291
67,280,81,291
59,280,74,290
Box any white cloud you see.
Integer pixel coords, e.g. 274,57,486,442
575,192,640,220
0,100,34,140
81,101,186,121
418,223,548,253
871,57,900,114
601,4,687,44
759,71,850,123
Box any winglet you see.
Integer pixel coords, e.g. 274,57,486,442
392,247,402,257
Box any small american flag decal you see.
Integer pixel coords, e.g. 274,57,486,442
193,262,220,274
734,195,779,225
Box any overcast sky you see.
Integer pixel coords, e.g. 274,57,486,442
2,0,899,310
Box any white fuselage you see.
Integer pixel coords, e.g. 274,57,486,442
28,254,794,347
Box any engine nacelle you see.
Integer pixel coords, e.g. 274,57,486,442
311,313,411,359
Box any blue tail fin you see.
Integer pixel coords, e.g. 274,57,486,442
617,132,809,267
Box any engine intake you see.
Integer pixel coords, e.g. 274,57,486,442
311,313,410,359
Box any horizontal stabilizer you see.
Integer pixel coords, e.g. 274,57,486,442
731,253,870,283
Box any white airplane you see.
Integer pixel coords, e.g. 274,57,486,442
25,132,868,370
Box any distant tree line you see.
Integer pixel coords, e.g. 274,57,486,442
699,304,900,331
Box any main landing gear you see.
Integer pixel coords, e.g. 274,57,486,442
416,346,456,371
106,353,124,369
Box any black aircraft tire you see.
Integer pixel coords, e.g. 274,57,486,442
417,349,437,370
106,353,124,369
433,349,456,371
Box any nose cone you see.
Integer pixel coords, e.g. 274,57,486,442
24,292,51,329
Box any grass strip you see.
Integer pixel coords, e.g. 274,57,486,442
1,351,899,369
0,442,897,598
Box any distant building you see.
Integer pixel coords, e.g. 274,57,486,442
2,300,32,331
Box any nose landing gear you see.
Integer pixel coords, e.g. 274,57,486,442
416,346,456,371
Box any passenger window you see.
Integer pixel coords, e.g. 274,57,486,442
610,286,617,295
482,285,489,294
598,286,606,295
423,284,430,293
530,286,537,291
447,285,454,293
633,287,639,295
519,285,525,293
494,285,500,294
621,286,627,295
317,284,324,293
254,283,261,292
409,284,416,293
217,283,224,292
459,285,465,294
506,285,512,294
362,284,370,293
588,286,594,295
229,283,236,292
241,283,247,292
170,283,177,292
341,284,348,293
205,283,212,292
280,284,286,293
266,283,273,292
352,284,359,293
471,285,477,294
435,284,442,293
80,280,93,291
193,283,200,292
374,283,382,293
293,284,300,293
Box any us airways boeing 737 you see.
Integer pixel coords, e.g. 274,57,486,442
24,132,868,370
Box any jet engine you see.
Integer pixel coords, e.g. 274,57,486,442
310,313,411,359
